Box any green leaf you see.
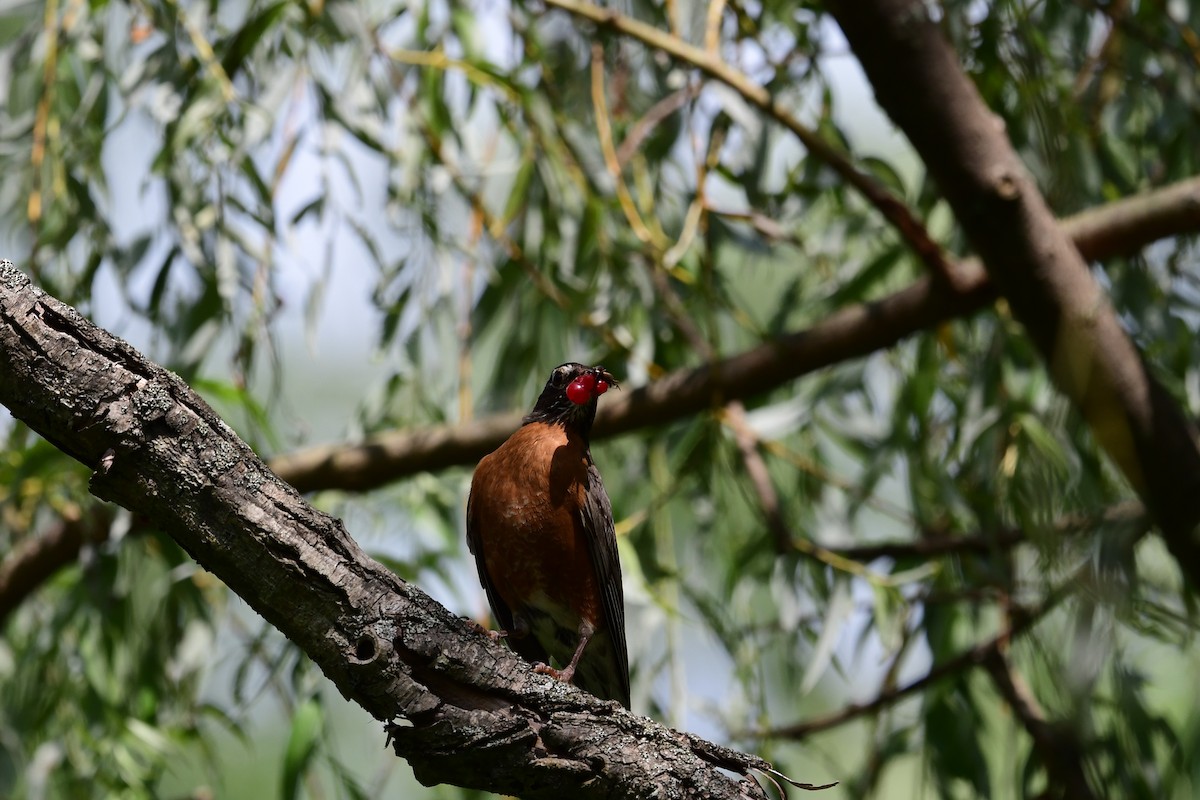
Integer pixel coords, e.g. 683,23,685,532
925,681,990,796
827,245,904,306
221,2,291,81
503,155,536,224
800,577,853,694
281,698,323,800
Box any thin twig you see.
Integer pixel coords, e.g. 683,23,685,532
721,405,919,584
725,401,792,553
616,84,698,169
755,588,1067,740
664,109,721,268
983,651,1098,799
704,0,727,54
591,42,668,250
828,501,1145,562
28,0,60,232
543,0,961,287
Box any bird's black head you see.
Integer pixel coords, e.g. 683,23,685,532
523,362,618,439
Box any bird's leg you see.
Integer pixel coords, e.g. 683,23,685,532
534,620,596,684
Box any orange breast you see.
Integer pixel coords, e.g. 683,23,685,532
470,424,603,627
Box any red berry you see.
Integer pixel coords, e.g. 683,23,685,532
565,379,591,405
594,379,609,395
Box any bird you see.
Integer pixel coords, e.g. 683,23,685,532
467,362,629,708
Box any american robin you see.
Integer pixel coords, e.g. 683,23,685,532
467,362,629,708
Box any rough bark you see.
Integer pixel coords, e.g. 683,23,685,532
828,0,1200,586
0,262,821,799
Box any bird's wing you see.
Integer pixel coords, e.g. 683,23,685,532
466,473,553,666
579,460,630,705
465,478,514,632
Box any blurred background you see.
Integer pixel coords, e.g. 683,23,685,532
1,0,1199,797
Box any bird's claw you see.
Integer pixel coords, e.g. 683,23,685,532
533,662,576,683
464,617,508,641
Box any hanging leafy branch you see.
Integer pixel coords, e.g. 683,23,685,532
3,0,1200,797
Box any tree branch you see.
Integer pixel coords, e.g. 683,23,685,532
724,401,793,554
0,506,113,624
828,0,1200,587
543,0,959,284
272,176,1200,494
828,501,1146,563
983,651,1098,799
758,591,1063,740
0,263,836,798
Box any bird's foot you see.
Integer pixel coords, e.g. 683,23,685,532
533,662,576,684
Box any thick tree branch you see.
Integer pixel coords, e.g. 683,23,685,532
828,0,1200,586
274,175,1200,494
0,263,825,798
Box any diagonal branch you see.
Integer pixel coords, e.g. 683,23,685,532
721,403,890,581
828,0,1200,587
724,400,792,554
984,651,1098,799
273,176,1200,494
0,506,113,624
758,588,1066,741
0,263,835,798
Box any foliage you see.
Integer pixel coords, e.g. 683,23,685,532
1,0,1199,797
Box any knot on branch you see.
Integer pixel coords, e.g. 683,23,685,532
353,632,378,662
990,167,1022,202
